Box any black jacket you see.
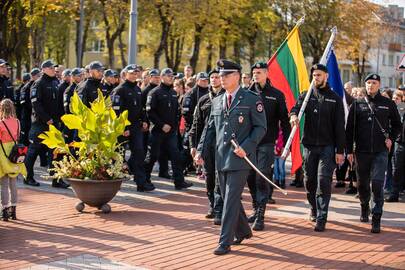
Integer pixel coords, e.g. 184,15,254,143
101,82,115,97
189,87,225,149
141,83,158,124
181,85,209,131
290,83,346,154
111,80,146,130
20,80,34,128
77,77,101,107
146,83,180,133
346,92,402,153
248,80,291,146
30,74,64,126
0,76,14,101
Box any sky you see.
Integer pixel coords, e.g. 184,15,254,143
371,0,405,9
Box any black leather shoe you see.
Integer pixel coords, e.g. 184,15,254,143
295,181,304,188
267,198,276,204
385,196,399,202
213,244,230,255
137,183,155,192
335,181,346,188
371,215,381,233
314,220,326,232
175,181,193,190
52,179,70,189
290,180,297,186
360,206,370,223
345,186,357,195
24,178,40,187
158,172,172,179
205,208,214,219
233,232,253,245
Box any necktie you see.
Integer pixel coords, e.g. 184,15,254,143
227,94,232,109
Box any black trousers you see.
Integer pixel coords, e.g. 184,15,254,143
355,151,388,216
303,145,336,222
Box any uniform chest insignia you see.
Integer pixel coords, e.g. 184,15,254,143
265,96,276,100
256,101,264,113
239,115,244,124
368,116,372,121
314,109,318,113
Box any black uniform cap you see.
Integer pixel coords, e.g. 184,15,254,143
161,68,174,76
208,68,219,77
104,69,115,77
22,73,31,82
217,59,241,75
30,68,41,76
124,64,141,73
149,69,160,76
174,72,184,79
196,72,209,80
62,69,72,77
310,63,328,74
251,61,268,73
89,61,104,71
364,73,381,82
71,68,82,76
41,59,57,69
0,59,8,67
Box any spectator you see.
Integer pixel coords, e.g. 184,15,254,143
0,99,27,221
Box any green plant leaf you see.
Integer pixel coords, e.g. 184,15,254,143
61,114,83,131
38,125,67,150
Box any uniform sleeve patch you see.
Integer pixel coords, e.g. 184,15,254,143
256,101,264,113
31,88,37,98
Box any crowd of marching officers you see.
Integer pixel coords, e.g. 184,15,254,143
0,57,404,255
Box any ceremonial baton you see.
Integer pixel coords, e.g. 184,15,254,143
231,139,288,196
281,26,338,160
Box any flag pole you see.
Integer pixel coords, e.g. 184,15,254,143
281,26,338,160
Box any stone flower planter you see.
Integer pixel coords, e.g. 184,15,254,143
66,178,124,213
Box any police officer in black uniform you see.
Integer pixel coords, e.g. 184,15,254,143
15,73,31,121
20,68,41,147
247,62,291,231
290,64,345,232
58,69,71,94
63,68,83,143
140,69,170,178
195,59,267,255
346,73,401,233
77,61,104,107
111,64,153,192
101,69,116,97
189,68,225,222
144,68,193,190
0,59,14,101
182,72,209,174
24,60,69,188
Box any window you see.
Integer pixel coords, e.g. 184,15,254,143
388,77,394,88
87,39,105,52
382,54,386,66
397,55,400,65
389,55,394,66
342,69,350,84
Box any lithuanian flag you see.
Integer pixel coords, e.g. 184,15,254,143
267,22,310,174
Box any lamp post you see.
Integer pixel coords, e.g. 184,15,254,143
128,0,138,64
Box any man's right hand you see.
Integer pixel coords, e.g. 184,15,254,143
190,148,197,158
194,153,204,166
289,115,299,127
47,119,54,125
162,124,171,133
347,154,354,165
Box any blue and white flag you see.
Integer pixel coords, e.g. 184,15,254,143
327,48,349,122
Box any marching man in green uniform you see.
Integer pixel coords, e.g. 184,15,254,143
195,59,267,255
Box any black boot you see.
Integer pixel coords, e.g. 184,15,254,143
314,220,326,232
213,213,222,225
2,208,9,222
10,206,16,220
309,209,316,222
252,205,265,231
247,201,258,223
206,192,215,219
52,179,70,189
360,205,370,222
371,214,381,233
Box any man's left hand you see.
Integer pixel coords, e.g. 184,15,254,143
234,146,247,158
336,153,344,166
385,138,392,152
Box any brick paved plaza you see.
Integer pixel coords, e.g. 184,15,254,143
0,163,404,270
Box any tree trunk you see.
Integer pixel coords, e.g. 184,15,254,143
118,31,127,67
190,24,203,71
154,3,171,69
0,0,13,59
206,42,213,72
173,36,184,72
233,40,241,63
219,35,227,59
